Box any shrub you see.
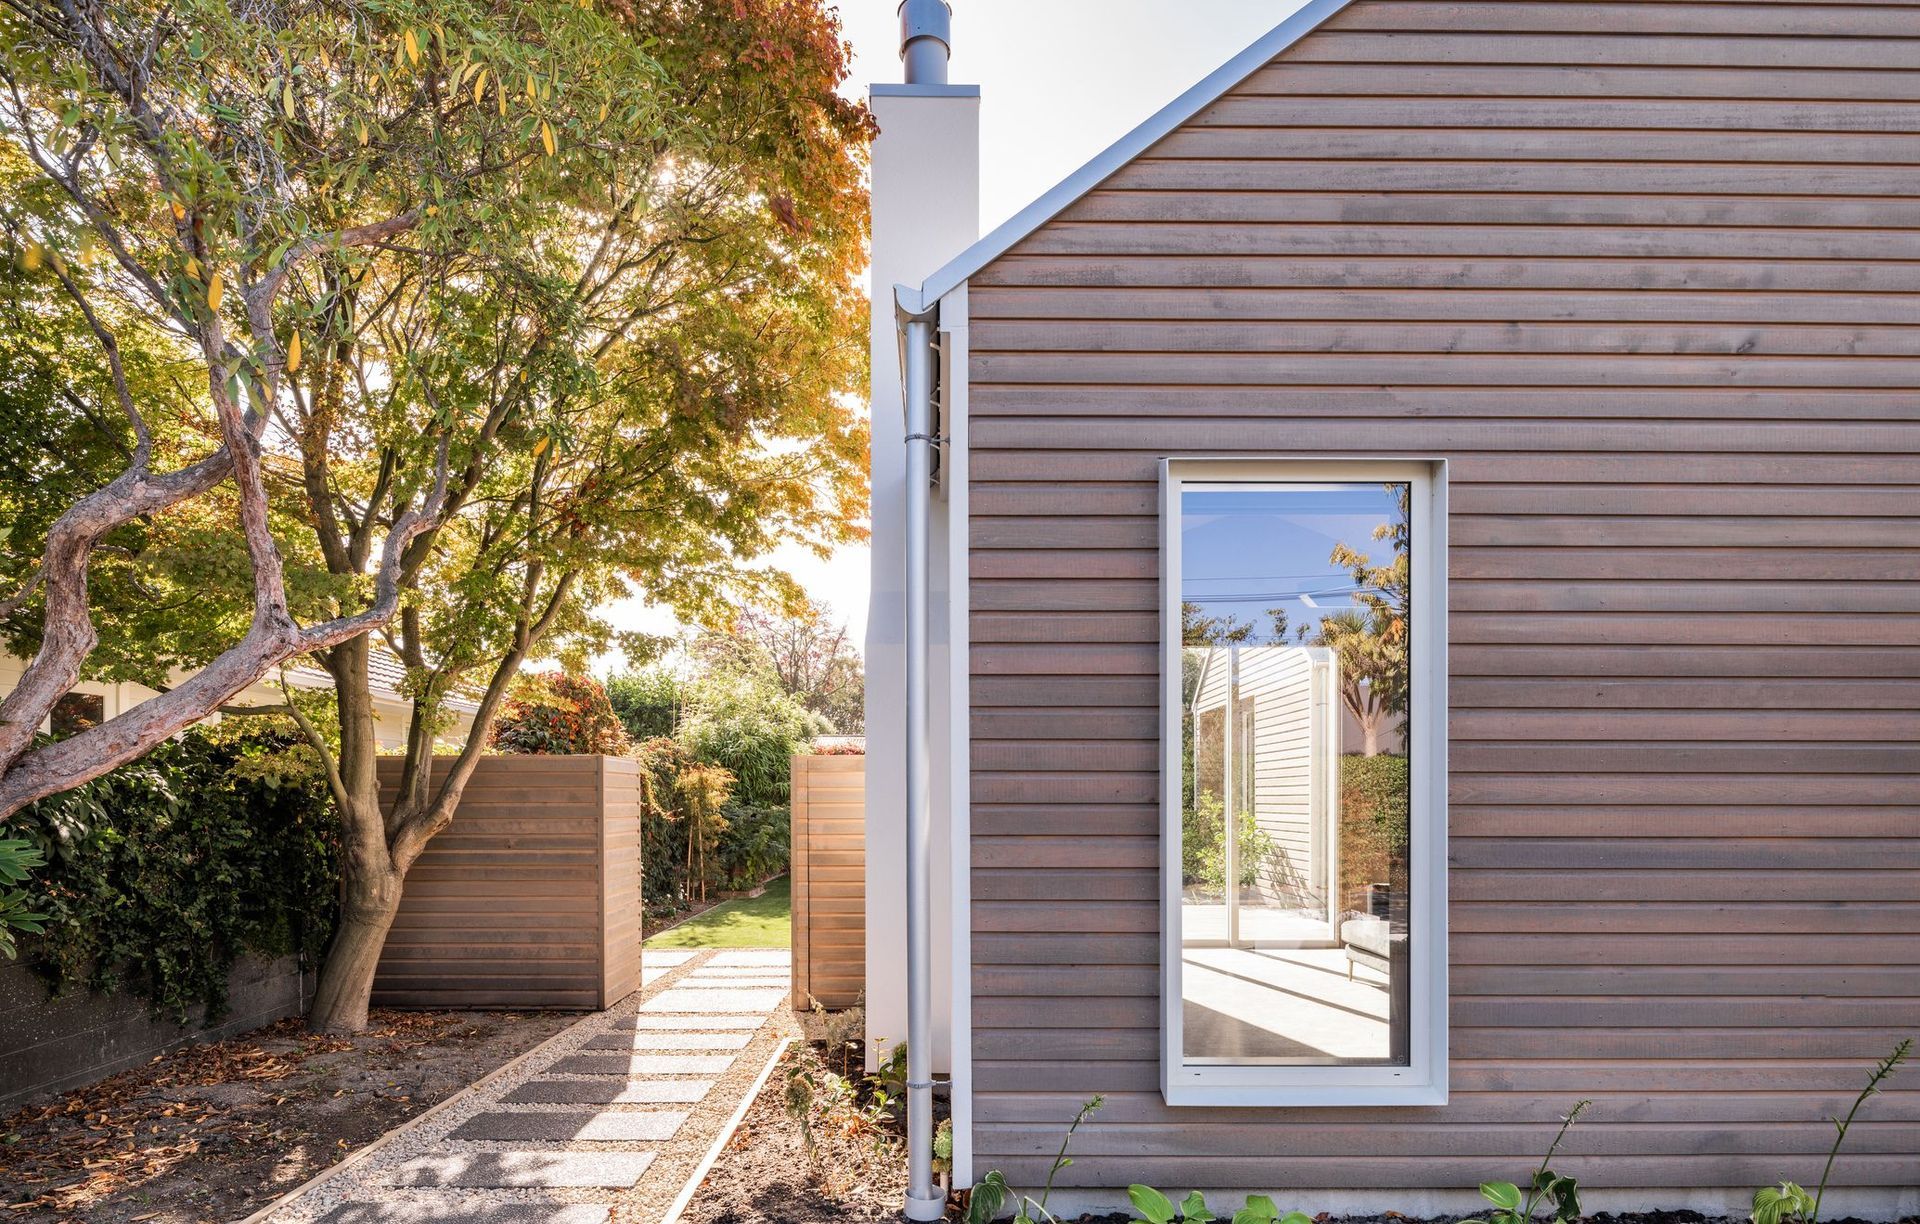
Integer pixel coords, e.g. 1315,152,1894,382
1181,790,1273,893
715,802,791,891
607,668,682,742
679,671,828,806
11,728,337,1021
492,672,632,756
1339,752,1409,914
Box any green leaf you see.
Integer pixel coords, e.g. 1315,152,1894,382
1180,1191,1216,1223
968,1171,1009,1224
1482,1183,1524,1212
1279,1214,1314,1224
1231,1197,1280,1224
1128,1185,1177,1224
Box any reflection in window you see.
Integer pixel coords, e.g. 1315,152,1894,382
1179,483,1412,1067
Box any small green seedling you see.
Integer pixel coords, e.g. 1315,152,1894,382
1129,1185,1312,1224
1462,1099,1592,1224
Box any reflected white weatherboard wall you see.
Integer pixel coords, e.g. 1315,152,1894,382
865,81,978,1075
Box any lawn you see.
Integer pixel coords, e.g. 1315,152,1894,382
645,875,791,949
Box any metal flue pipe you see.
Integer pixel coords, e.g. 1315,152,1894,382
899,0,952,86
899,305,943,1223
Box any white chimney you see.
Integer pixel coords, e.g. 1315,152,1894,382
863,0,977,1143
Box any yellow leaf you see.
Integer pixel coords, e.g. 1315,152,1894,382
282,81,295,118
525,73,535,103
540,120,555,157
207,271,223,312
358,121,369,145
597,101,608,123
472,66,488,104
169,199,185,222
186,256,200,278
287,330,302,372
497,78,507,116
404,29,420,65
531,436,549,458
425,204,439,217
20,243,42,271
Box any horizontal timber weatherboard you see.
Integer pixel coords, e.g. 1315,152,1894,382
962,0,1920,1196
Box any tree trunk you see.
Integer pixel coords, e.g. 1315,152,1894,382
307,850,404,1033
309,640,397,1034
1362,719,1381,757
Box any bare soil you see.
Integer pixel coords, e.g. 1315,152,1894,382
0,1008,579,1223
680,1028,911,1224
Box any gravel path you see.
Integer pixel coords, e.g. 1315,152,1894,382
263,948,797,1224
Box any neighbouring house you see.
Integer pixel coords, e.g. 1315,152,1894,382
862,1,1920,1218
0,648,477,750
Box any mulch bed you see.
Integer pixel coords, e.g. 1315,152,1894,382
680,1023,911,1224
0,1008,579,1223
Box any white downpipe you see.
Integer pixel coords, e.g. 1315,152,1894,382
900,307,943,1223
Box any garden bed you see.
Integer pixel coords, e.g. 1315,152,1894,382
0,1008,578,1223
680,1020,910,1223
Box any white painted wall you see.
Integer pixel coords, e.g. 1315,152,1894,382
0,652,471,750
864,82,979,1074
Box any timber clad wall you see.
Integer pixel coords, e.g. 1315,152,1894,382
966,0,1920,1193
373,756,642,1010
792,753,866,1009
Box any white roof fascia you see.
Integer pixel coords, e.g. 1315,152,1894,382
911,0,1354,306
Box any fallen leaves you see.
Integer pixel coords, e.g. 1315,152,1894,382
0,1010,505,1220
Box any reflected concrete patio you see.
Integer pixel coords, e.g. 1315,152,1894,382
1182,945,1391,1063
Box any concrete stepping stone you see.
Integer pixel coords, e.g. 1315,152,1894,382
639,987,785,1013
677,976,789,989
614,1013,764,1031
388,1151,657,1188
709,950,790,967
644,949,698,966
318,1203,609,1224
503,1079,714,1105
448,1109,688,1143
584,1031,752,1052
689,965,787,977
546,1052,734,1076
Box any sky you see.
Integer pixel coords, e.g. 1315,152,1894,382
597,1,1307,669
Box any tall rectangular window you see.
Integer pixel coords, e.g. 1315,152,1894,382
1160,460,1447,1106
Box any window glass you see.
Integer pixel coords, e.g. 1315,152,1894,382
1179,482,1412,1067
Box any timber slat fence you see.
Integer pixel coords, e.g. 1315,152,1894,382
372,755,642,1010
790,753,864,1010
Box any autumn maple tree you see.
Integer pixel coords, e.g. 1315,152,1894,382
0,0,869,1030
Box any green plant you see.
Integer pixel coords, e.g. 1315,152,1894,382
715,802,791,891
1339,752,1409,912
966,1095,1104,1224
1183,791,1274,893
11,728,337,1019
1463,1100,1592,1224
1129,1186,1311,1224
679,671,829,807
0,837,49,958
608,669,684,742
1750,1038,1911,1224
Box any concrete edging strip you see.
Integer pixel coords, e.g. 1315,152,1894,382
658,1036,793,1224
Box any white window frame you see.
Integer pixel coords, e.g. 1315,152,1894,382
1158,457,1449,1108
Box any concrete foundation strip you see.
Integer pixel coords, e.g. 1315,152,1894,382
658,1036,793,1224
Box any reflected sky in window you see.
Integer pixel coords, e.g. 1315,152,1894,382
1181,485,1405,644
